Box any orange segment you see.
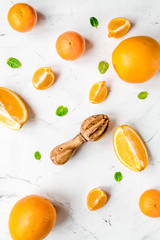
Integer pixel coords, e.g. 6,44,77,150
87,188,107,211
113,125,148,172
108,17,131,38
32,67,55,90
0,87,28,130
89,81,108,104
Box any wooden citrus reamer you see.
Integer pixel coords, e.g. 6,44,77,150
50,114,110,165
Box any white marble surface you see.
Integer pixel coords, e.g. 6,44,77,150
1,0,160,239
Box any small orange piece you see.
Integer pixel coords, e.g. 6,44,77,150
32,67,55,90
0,87,28,130
139,189,160,218
56,31,86,60
9,195,56,240
8,3,37,32
108,17,131,39
113,125,148,172
89,81,108,104
87,188,107,211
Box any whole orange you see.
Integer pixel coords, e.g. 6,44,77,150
8,3,37,32
139,189,160,218
56,31,86,60
112,36,160,83
9,195,56,240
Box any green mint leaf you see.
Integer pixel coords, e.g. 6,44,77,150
114,172,123,182
7,57,21,68
138,91,148,100
90,17,99,27
34,151,41,160
98,61,109,74
56,106,68,117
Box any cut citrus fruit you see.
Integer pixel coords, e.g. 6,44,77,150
87,188,107,211
32,67,55,90
89,81,108,104
0,87,28,130
108,17,131,39
113,125,148,172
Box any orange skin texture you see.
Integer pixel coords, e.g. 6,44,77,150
112,36,160,83
9,195,56,240
8,3,37,32
139,189,160,218
56,31,86,60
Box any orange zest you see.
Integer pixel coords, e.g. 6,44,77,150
0,87,28,130
89,81,108,104
108,17,131,39
87,188,107,211
113,125,148,172
32,67,55,90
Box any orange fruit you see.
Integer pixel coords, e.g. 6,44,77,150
139,189,160,218
113,125,148,172
89,81,108,104
108,17,131,38
32,67,55,90
112,36,160,83
87,188,107,211
56,31,86,60
9,195,56,240
0,87,28,130
8,3,37,32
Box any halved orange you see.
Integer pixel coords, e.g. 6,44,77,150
32,67,55,90
87,188,107,211
0,87,28,130
89,81,108,104
108,17,131,39
113,125,148,171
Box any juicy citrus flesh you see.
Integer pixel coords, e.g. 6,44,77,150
87,188,107,211
0,87,28,130
113,125,148,172
56,31,86,60
9,195,56,240
108,17,131,38
8,3,37,32
89,81,108,104
32,67,55,90
112,36,160,83
139,189,160,218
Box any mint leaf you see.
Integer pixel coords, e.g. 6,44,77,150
90,17,99,27
98,61,109,74
7,57,21,68
56,106,68,117
138,92,148,100
114,172,123,182
34,151,41,160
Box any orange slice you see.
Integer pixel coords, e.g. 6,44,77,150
32,67,55,90
108,17,131,39
113,125,148,172
0,87,28,130
89,81,108,104
87,188,107,211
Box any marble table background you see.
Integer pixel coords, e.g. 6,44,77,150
1,0,160,239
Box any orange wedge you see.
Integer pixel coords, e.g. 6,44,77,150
32,67,55,90
87,188,107,211
89,81,108,104
0,87,28,130
113,125,148,172
108,17,131,39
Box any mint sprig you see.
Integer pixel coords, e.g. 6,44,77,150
7,57,21,68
